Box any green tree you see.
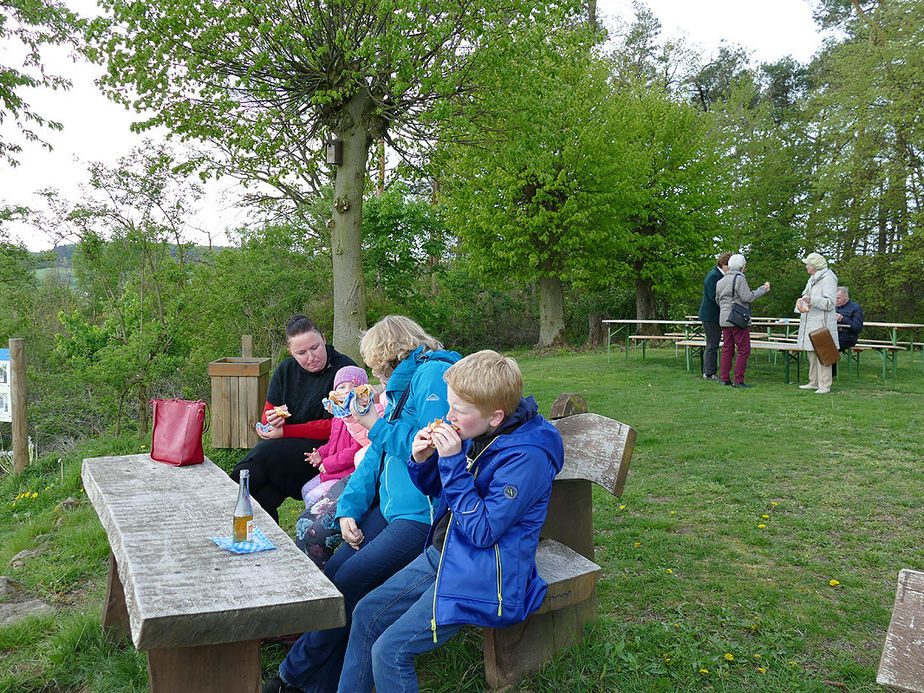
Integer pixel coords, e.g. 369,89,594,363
609,86,723,325
1,0,80,165
435,26,638,346
89,0,581,361
803,0,924,317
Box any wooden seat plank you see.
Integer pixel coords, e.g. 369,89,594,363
878,569,924,693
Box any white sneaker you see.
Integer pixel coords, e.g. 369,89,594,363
798,384,816,390
815,388,831,394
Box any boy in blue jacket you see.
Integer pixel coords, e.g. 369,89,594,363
336,350,565,693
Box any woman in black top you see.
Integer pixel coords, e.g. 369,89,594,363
231,315,356,522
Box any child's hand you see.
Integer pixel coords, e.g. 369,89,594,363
319,463,327,474
411,428,435,463
429,424,462,458
305,449,322,467
339,517,364,549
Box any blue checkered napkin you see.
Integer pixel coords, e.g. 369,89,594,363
323,389,375,418
322,393,353,418
209,527,277,554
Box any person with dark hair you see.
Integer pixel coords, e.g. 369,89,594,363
231,314,356,523
698,252,732,380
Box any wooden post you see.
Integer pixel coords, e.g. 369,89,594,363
241,335,254,358
10,339,28,474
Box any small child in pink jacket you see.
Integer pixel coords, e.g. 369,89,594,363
295,366,382,568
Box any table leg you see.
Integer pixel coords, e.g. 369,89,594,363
102,552,131,642
147,639,261,693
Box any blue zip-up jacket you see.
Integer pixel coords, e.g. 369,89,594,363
408,396,565,629
336,347,461,525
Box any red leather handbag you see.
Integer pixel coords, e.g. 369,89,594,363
150,398,210,466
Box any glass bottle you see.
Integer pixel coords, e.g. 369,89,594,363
233,469,254,543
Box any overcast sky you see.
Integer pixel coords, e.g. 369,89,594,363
3,0,825,252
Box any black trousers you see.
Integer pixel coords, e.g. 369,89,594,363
231,437,323,523
703,321,722,376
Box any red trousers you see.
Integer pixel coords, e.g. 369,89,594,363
720,326,751,384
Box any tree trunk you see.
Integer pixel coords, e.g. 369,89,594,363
635,276,658,335
587,313,605,347
331,90,372,364
538,276,568,347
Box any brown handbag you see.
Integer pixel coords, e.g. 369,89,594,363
809,327,841,366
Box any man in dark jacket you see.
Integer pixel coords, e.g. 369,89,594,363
836,287,864,351
697,252,732,380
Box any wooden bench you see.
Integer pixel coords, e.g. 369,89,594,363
82,454,345,693
627,334,686,360
878,569,924,692
676,339,804,383
481,395,636,689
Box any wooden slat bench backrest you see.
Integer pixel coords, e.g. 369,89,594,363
542,413,636,561
878,569,924,693
482,409,637,689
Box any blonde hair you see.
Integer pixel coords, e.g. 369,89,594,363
443,350,522,417
359,315,443,377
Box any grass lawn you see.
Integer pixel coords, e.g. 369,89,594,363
1,345,922,692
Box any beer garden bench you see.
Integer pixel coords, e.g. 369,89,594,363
481,394,637,689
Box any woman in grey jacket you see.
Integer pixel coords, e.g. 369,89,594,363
715,254,770,387
795,252,839,393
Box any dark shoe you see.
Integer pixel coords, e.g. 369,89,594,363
262,675,305,693
703,374,720,381
721,381,732,386
732,382,753,388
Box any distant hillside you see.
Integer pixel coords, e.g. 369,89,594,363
33,243,230,270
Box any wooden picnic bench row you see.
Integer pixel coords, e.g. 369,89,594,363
83,394,636,692
675,338,906,382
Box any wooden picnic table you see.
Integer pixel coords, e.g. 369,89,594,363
82,454,345,693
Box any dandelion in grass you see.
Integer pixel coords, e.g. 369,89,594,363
670,510,675,515
31,493,37,498
620,504,626,510
753,654,761,659
634,542,641,547
667,568,673,574
699,668,709,674
758,667,766,673
771,501,778,506
725,653,734,661
829,579,840,586
762,514,769,518
758,524,766,528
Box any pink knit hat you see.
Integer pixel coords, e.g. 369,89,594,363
334,365,368,388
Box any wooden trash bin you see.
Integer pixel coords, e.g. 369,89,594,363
208,357,272,449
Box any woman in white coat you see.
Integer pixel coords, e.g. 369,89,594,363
795,252,839,393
